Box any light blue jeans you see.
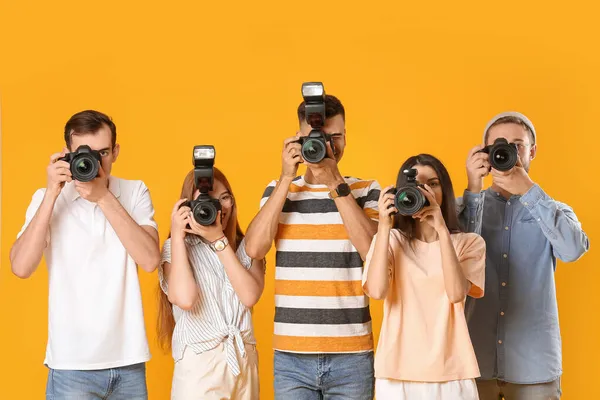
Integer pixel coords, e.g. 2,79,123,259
45,362,148,400
274,350,374,400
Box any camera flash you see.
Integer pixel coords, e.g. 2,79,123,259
302,82,324,97
194,147,215,160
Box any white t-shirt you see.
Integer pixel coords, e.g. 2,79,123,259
17,176,158,370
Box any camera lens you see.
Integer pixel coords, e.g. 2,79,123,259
490,143,518,171
302,139,326,164
395,186,427,216
193,202,218,226
72,154,99,182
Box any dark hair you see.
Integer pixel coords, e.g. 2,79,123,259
297,94,345,124
484,116,535,145
64,110,117,150
393,154,462,239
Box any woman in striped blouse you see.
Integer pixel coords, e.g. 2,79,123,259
157,167,265,400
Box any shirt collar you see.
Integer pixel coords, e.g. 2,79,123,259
65,176,121,202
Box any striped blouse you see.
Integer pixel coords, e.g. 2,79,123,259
158,235,255,376
260,175,381,354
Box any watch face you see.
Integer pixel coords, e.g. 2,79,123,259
338,183,351,196
215,241,226,251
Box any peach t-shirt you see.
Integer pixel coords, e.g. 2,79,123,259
363,230,486,382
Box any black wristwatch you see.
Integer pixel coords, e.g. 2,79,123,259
329,182,351,199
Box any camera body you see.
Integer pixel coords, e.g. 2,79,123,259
182,145,222,226
58,145,101,182
479,138,519,171
298,82,335,164
387,168,430,216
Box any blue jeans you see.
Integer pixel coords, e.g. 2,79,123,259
274,350,374,400
45,362,148,400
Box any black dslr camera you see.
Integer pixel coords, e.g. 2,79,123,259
58,145,101,182
297,82,335,164
387,168,430,216
478,138,518,171
182,145,222,226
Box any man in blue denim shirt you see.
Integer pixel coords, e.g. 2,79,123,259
457,111,590,400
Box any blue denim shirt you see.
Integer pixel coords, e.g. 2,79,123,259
457,184,589,384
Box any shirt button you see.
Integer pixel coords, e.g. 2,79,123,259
470,220,474,224
501,282,507,287
500,311,505,316
504,226,509,230
524,202,529,206
507,201,511,205
475,198,479,202
498,340,503,344
503,254,508,258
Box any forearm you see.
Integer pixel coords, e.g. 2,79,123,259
363,225,392,300
521,184,590,262
335,195,378,260
167,236,199,310
438,228,470,303
245,177,292,259
97,193,160,272
10,192,56,278
458,190,483,234
218,247,263,308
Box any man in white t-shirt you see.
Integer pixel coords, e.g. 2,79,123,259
9,110,161,400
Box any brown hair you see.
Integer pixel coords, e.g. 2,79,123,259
64,110,117,150
156,167,244,352
393,154,462,239
297,94,346,124
484,116,535,145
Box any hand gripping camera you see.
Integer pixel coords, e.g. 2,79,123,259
58,145,101,182
478,138,519,171
387,168,430,216
183,145,222,226
297,82,336,164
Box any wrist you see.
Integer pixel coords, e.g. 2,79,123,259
378,219,393,232
466,180,482,193
327,176,346,191
279,175,295,185
518,180,535,195
96,190,114,208
436,224,451,237
44,188,60,203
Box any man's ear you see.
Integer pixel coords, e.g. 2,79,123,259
530,143,537,161
112,143,120,162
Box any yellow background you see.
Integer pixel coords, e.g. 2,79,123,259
1,1,598,398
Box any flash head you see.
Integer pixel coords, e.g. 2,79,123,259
302,82,325,99
192,145,216,193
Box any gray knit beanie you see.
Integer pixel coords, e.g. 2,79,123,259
483,111,536,144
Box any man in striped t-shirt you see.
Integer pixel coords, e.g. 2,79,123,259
246,93,381,399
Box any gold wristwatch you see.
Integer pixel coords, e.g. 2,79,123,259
210,236,229,252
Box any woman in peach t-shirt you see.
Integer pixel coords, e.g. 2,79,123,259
363,154,486,400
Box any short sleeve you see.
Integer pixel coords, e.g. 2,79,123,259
259,180,278,209
131,181,158,231
158,238,172,294
235,238,253,270
358,180,381,221
456,233,486,298
17,188,49,244
362,230,396,296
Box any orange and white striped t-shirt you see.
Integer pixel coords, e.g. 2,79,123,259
260,175,381,354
